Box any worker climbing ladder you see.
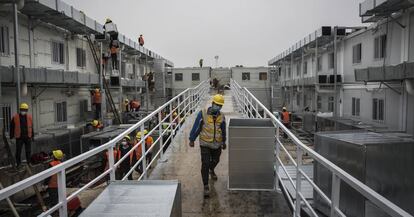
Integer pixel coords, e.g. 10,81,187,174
86,35,122,124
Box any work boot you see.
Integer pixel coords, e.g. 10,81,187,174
210,170,218,181
203,185,210,198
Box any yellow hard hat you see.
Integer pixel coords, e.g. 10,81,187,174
52,150,63,160
105,18,111,23
20,103,29,110
95,88,99,93
282,107,287,110
173,112,178,116
92,120,99,127
212,94,224,106
125,99,129,102
124,135,131,141
136,131,142,139
144,129,148,135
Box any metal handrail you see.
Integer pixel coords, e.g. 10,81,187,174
230,79,411,217
0,80,210,217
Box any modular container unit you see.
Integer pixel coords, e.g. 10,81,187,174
314,131,414,217
228,118,275,190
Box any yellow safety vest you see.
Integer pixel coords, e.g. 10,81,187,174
200,109,223,143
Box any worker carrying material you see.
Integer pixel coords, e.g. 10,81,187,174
118,136,133,180
138,34,144,46
281,107,291,139
189,94,226,198
91,88,102,119
44,150,63,207
10,103,34,167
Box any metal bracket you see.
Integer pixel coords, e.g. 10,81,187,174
388,15,406,29
381,81,402,95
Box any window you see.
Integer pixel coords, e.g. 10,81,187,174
296,63,301,76
0,104,11,133
278,67,282,77
352,43,362,64
317,96,322,110
287,66,291,78
242,72,250,81
352,97,360,116
0,26,9,55
303,94,308,107
259,72,267,80
317,57,322,71
55,101,67,123
296,94,300,106
52,41,65,64
374,35,387,59
76,48,86,67
328,96,334,112
174,73,183,81
372,98,384,121
328,53,334,69
303,61,308,74
192,73,200,81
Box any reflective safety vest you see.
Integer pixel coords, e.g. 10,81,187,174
129,137,153,164
282,111,290,124
199,109,223,143
48,160,61,188
12,114,33,139
92,92,102,104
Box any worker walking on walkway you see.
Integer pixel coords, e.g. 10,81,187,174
189,94,226,197
117,136,133,180
10,103,34,167
44,150,63,207
281,107,290,139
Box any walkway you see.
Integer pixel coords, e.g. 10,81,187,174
149,92,291,217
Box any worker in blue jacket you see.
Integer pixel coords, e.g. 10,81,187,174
189,94,226,198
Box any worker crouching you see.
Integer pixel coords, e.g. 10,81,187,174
189,94,226,198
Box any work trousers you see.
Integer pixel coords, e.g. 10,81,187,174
111,53,118,70
200,146,221,186
94,103,101,119
283,123,290,139
16,138,31,166
47,188,58,207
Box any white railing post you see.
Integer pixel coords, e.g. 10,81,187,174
158,111,165,162
255,102,259,118
108,145,116,181
140,124,147,179
57,170,68,217
330,174,341,217
295,146,303,217
275,125,281,192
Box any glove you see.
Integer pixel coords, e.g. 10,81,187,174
222,143,226,150
189,141,195,147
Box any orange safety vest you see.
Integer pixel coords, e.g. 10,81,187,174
282,111,290,124
92,92,102,104
48,160,61,188
12,114,33,139
129,137,153,164
131,101,140,109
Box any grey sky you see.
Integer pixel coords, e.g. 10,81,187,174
65,0,363,67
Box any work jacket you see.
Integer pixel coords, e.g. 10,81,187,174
10,113,33,139
92,92,102,104
189,108,226,149
48,160,61,188
129,137,153,164
282,111,290,124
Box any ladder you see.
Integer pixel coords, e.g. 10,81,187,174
86,36,122,124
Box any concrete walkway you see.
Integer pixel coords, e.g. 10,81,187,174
149,92,291,217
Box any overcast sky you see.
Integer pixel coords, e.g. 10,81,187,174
65,0,363,67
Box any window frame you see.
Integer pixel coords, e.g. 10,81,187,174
374,35,387,59
296,62,301,76
372,98,385,121
317,57,322,71
0,104,11,133
352,43,362,64
328,53,334,69
55,101,68,123
0,26,10,55
174,73,183,81
191,73,200,81
352,97,360,117
259,72,268,81
76,47,86,68
242,72,250,81
51,41,65,65
303,61,308,75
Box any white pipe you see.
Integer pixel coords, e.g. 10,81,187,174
406,79,414,95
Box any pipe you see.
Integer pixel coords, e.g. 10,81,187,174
406,79,414,95
13,1,21,112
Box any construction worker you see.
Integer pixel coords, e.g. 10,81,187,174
104,145,119,172
124,99,130,112
130,99,141,112
10,103,34,167
189,94,226,197
92,88,102,119
199,59,203,68
144,129,154,165
281,107,290,139
109,39,119,70
117,136,132,180
44,150,63,207
138,34,144,46
91,120,103,131
130,132,144,174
